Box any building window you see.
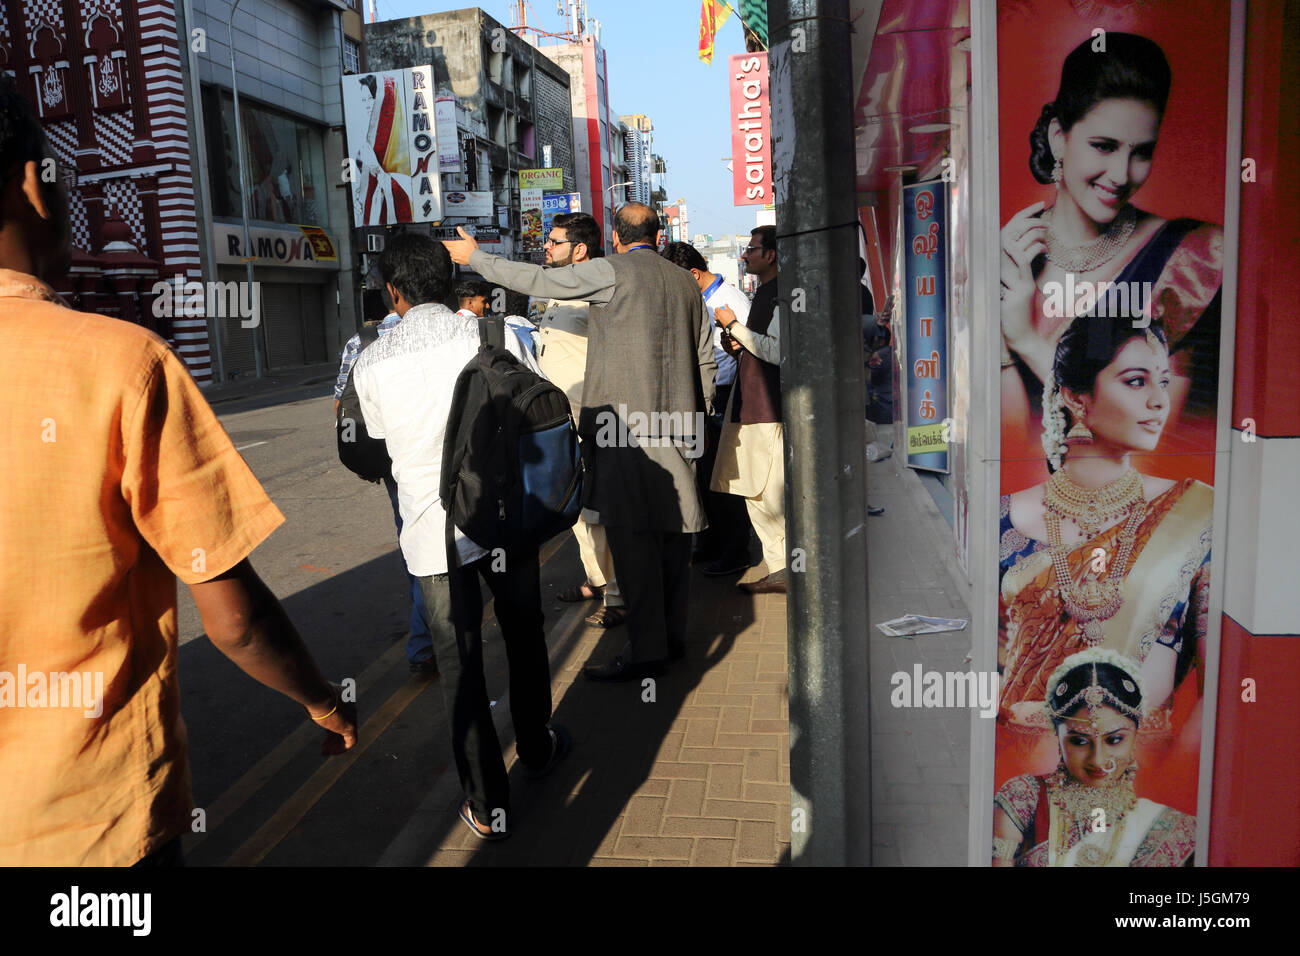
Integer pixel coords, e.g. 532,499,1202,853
205,86,329,227
343,38,360,76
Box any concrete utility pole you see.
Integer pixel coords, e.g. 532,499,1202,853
228,0,265,378
769,0,872,865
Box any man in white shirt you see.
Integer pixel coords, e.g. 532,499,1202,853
661,241,756,576
455,278,543,375
353,234,569,841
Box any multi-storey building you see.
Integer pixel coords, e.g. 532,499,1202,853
185,0,361,380
619,113,653,206
532,30,614,245
365,7,577,262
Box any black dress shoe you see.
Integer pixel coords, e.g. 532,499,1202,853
583,656,668,682
700,555,751,576
669,642,687,660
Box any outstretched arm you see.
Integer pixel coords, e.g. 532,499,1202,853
444,227,616,304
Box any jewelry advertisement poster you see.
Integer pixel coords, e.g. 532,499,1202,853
992,0,1228,866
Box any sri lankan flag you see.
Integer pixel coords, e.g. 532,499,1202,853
698,0,732,64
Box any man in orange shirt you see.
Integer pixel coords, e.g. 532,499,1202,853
0,76,357,866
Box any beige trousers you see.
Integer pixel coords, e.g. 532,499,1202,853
745,454,786,574
571,514,623,607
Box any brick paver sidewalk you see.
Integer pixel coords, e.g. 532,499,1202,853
383,447,970,867
409,559,792,867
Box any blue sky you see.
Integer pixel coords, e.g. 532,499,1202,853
376,0,759,240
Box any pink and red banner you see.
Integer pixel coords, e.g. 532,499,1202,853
729,52,771,207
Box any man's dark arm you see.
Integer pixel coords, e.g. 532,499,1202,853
188,559,357,753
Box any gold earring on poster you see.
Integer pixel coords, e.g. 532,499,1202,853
1065,413,1093,445
1052,157,1063,187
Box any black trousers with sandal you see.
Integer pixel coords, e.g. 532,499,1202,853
418,546,552,822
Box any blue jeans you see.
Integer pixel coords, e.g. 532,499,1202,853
383,475,433,663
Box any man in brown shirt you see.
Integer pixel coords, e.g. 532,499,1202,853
0,76,356,866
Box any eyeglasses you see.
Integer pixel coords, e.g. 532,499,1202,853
544,237,573,248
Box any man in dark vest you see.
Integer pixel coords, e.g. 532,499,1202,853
444,204,716,681
710,224,787,594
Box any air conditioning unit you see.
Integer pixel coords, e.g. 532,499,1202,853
366,233,384,254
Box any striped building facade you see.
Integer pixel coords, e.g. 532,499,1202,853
0,0,211,382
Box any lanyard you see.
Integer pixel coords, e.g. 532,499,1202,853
703,275,724,300
626,243,654,252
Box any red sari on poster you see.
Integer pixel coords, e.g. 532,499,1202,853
729,53,771,206
360,74,411,225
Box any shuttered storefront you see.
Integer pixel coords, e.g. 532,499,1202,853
216,272,329,377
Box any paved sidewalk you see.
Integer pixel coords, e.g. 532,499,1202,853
388,557,793,867
385,446,972,867
866,449,974,866
201,361,339,406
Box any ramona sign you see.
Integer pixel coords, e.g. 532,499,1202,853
213,224,338,269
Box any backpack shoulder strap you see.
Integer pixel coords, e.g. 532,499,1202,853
358,323,382,349
478,315,506,352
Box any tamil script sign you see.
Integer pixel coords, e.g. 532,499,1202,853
903,181,949,472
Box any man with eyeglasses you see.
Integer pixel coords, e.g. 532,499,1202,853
532,213,627,628
711,225,788,594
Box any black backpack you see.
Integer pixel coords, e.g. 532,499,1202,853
336,324,392,483
440,318,583,553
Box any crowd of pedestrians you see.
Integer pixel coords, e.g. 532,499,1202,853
1,73,893,860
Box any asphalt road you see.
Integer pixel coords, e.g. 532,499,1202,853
176,383,595,865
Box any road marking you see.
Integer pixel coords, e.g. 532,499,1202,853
235,441,268,452
210,531,573,864
224,675,430,867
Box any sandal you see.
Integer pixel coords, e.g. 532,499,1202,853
558,581,605,603
584,605,628,628
459,798,509,841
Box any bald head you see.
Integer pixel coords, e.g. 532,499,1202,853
612,202,660,250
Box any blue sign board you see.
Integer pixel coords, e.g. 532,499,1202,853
903,181,949,472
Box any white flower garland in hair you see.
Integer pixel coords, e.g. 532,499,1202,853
1041,381,1068,471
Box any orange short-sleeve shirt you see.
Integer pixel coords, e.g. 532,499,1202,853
0,270,284,865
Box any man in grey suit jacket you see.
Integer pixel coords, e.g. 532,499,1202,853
445,204,716,681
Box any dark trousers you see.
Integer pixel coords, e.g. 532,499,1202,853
418,547,552,820
382,475,433,663
605,526,692,663
695,383,753,561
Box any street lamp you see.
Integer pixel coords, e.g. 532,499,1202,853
605,180,632,204
228,0,265,378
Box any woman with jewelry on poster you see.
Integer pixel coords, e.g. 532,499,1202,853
1000,33,1223,419
992,650,1196,867
998,313,1211,734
